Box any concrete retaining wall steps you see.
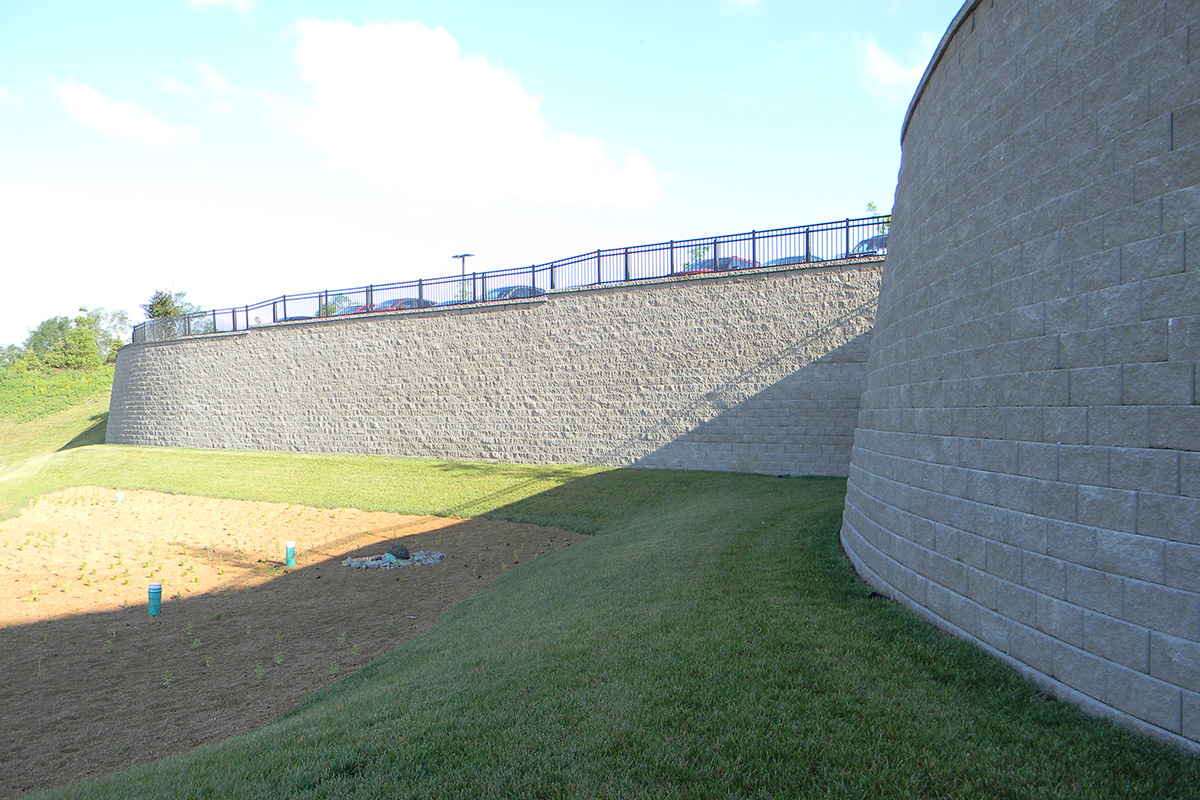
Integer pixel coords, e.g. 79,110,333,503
108,264,881,477
841,0,1200,749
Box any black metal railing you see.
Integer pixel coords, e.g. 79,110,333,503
131,215,889,344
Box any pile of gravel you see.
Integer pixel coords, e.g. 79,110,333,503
343,550,446,570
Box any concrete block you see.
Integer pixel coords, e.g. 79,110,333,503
1087,406,1151,449
1144,272,1200,322
1051,639,1109,698
1068,366,1122,406
1122,362,1195,406
1108,447,1180,494
1022,552,1067,598
1165,542,1200,593
1124,580,1200,641
1095,530,1166,582
1084,611,1150,671
1065,563,1125,617
1138,491,1200,545
1046,520,1099,568
1037,595,1085,647
1107,665,1183,734
1058,445,1109,486
1030,479,1079,522
1185,689,1200,743
1149,406,1200,452
1078,486,1138,532
1150,632,1200,692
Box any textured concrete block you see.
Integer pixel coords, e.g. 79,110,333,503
1150,632,1200,692
1077,486,1137,533
1124,580,1200,641
1084,612,1150,671
1138,492,1200,545
1108,665,1183,734
1108,447,1179,494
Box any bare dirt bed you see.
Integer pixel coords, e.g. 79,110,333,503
0,487,586,798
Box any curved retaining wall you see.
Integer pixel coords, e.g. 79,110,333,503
108,263,880,476
842,0,1200,747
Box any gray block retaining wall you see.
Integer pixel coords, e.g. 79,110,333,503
108,263,880,477
841,0,1200,749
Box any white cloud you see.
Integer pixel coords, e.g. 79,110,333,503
191,60,229,92
281,19,660,211
0,84,20,103
157,75,193,96
858,33,932,104
187,0,252,15
49,78,196,148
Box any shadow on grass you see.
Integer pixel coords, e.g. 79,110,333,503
59,412,108,452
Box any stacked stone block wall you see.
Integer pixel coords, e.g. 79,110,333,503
108,264,880,477
841,0,1200,748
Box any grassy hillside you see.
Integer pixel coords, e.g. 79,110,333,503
1,390,1196,798
0,366,112,473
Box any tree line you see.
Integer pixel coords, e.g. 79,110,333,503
1,290,196,372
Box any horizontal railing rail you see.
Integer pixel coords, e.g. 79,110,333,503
131,215,890,344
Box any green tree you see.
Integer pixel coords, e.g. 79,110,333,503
141,290,199,320
318,294,353,317
683,245,711,270
22,316,72,362
866,201,891,234
83,307,131,362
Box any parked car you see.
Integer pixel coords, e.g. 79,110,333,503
374,297,437,311
485,285,547,300
676,256,759,275
330,304,370,316
763,254,823,267
844,233,888,258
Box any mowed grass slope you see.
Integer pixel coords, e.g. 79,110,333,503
3,386,1198,799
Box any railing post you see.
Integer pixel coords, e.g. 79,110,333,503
845,219,851,258
805,227,812,262
669,240,675,274
623,248,630,282
595,249,601,285
418,279,423,303
185,315,191,336
712,238,719,270
367,285,373,309
550,263,556,290
282,295,287,321
472,272,477,302
212,309,216,333
751,230,757,265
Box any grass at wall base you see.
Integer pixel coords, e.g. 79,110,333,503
1,379,1197,799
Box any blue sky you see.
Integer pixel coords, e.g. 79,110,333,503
0,0,963,347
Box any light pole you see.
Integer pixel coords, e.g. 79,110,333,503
453,253,474,279
452,253,474,302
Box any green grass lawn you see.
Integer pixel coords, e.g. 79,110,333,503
4,383,1198,799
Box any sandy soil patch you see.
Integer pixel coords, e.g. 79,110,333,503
0,487,585,797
